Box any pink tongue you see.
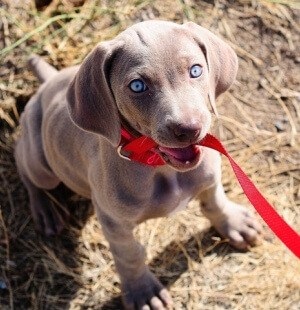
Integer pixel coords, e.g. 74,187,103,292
159,145,199,161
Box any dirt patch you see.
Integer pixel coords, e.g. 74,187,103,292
0,0,299,309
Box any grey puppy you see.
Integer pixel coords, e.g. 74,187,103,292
15,20,261,310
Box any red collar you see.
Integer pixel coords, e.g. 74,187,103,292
118,127,165,167
117,127,300,258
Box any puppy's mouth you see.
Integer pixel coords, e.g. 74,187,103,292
157,144,202,170
119,115,203,169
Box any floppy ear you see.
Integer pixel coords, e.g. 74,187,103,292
184,22,238,116
67,40,123,146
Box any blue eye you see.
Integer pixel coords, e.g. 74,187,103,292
129,79,147,93
190,64,203,78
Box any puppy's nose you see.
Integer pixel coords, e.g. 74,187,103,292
169,121,201,143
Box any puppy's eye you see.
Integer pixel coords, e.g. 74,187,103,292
129,79,148,93
189,64,203,78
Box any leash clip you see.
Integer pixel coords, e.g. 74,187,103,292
117,145,131,161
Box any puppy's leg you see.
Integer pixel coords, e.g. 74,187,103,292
199,150,262,250
15,123,66,236
20,174,67,236
95,209,173,310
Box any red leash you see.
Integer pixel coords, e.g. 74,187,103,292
201,134,300,258
119,129,300,258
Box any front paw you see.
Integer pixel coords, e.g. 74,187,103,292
211,202,262,250
121,270,173,310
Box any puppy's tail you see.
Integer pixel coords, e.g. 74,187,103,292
28,54,58,83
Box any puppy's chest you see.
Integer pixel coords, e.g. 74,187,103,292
149,172,199,216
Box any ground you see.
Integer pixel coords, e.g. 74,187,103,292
0,0,300,309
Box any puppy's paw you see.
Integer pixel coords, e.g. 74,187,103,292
122,270,173,310
30,191,69,236
212,202,262,250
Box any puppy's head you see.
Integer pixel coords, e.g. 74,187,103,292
67,20,238,171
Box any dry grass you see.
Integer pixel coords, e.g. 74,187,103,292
0,0,300,309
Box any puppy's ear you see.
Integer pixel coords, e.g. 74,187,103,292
184,22,238,116
67,40,124,146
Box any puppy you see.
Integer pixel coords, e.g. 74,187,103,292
15,20,261,309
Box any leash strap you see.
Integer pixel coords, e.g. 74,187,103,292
201,134,300,258
119,129,300,258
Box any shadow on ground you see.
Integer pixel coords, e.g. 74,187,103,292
100,227,234,309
